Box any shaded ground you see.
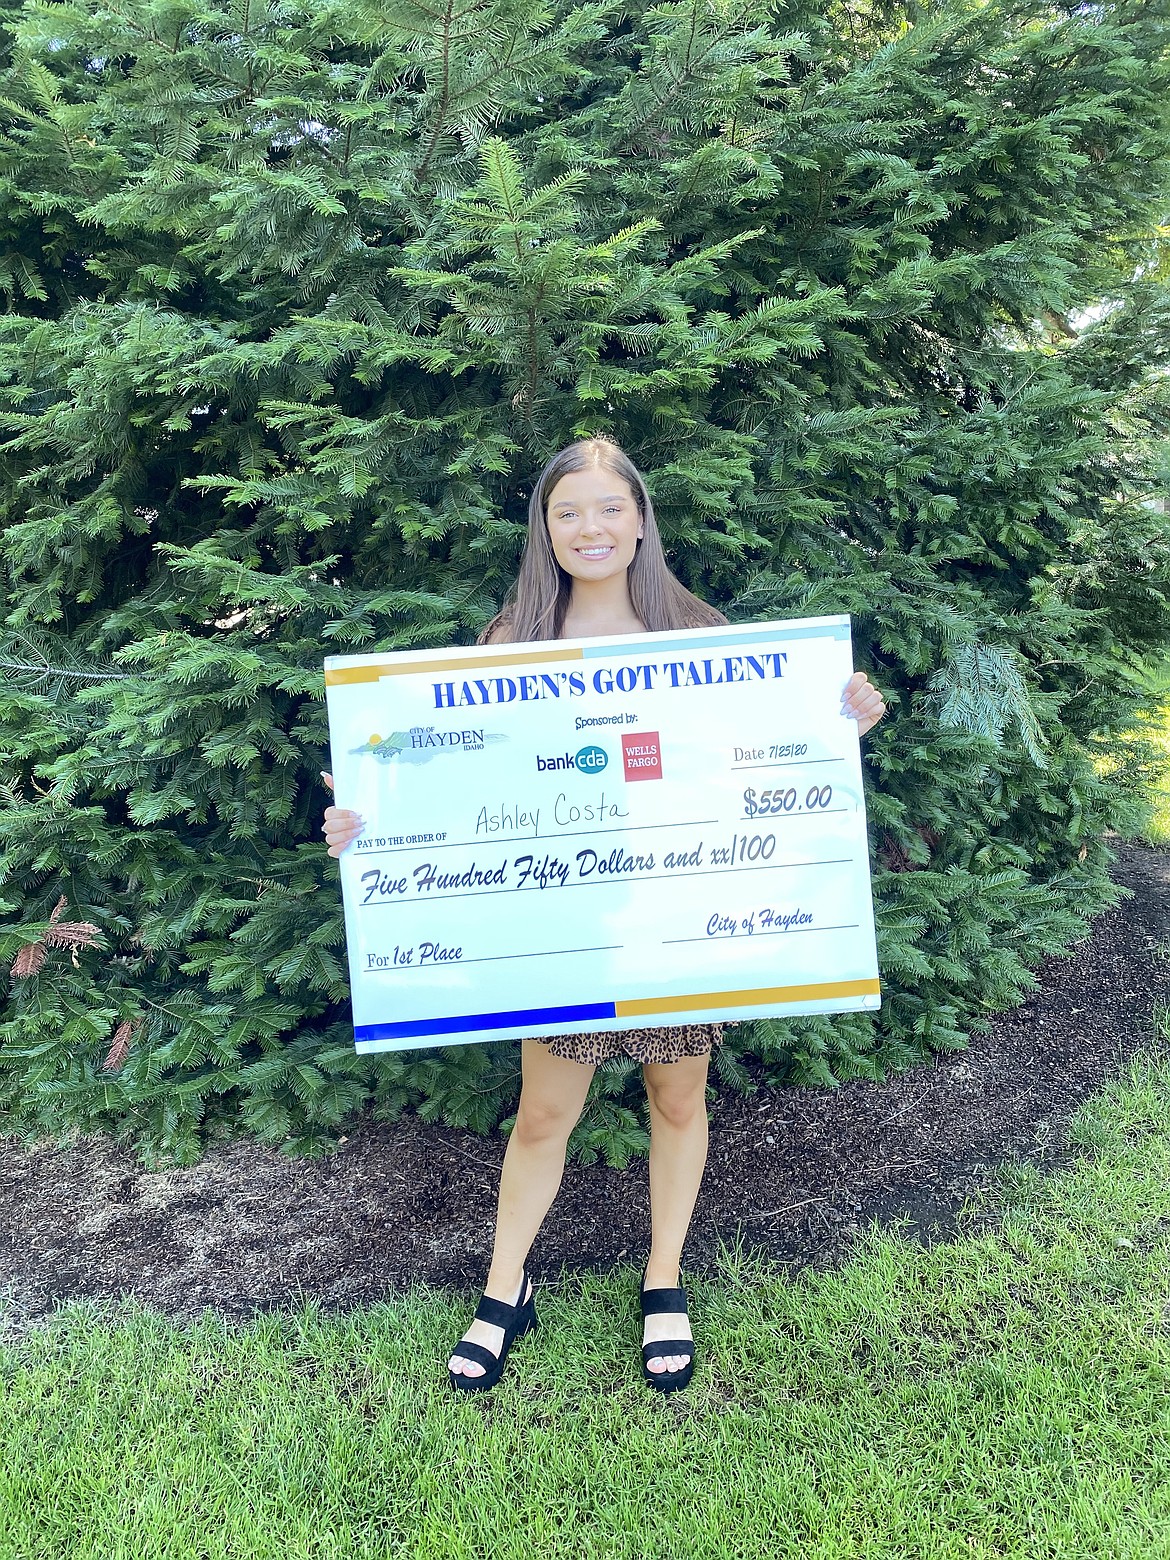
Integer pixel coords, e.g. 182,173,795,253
2,842,1168,1335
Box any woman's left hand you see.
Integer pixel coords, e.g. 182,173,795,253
841,672,887,737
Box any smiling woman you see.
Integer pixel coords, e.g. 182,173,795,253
321,435,888,1397
548,480,641,579
479,438,732,644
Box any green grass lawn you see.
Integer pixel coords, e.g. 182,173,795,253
1088,663,1170,847
1143,704,1170,845
1121,680,1170,847
2,1034,1168,1560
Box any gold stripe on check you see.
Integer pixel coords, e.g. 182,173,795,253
325,646,585,685
615,977,881,1017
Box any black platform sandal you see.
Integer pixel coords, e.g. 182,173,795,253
639,1270,695,1393
448,1268,536,1393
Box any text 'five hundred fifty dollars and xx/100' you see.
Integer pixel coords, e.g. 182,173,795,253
356,826,850,905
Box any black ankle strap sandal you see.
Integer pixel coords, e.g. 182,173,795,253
640,1275,696,1393
448,1268,537,1393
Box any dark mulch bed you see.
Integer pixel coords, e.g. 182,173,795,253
2,842,1168,1334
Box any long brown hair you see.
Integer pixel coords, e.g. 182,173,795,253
479,437,728,645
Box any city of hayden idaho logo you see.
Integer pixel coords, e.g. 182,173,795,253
622,731,662,781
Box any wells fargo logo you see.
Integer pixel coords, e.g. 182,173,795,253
622,731,662,781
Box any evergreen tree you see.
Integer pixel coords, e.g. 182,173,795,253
1,0,1168,1166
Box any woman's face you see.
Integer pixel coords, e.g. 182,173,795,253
544,468,643,581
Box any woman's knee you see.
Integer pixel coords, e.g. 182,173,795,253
513,1040,593,1147
645,1075,707,1130
512,1090,581,1147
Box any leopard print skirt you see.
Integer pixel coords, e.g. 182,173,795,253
538,1022,723,1066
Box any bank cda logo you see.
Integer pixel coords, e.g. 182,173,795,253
536,744,608,774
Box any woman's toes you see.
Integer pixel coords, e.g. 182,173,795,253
449,1314,505,1378
448,1355,484,1377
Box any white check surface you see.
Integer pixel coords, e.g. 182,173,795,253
324,616,881,1052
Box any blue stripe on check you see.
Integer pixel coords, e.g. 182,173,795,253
355,1001,617,1042
581,621,850,657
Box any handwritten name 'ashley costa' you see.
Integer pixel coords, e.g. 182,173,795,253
431,652,788,709
474,791,629,839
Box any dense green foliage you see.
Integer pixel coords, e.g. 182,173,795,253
1,0,1169,1166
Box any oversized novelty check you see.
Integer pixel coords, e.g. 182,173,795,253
324,616,880,1053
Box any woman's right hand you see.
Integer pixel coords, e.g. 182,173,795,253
320,772,364,858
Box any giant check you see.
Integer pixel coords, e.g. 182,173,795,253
324,616,881,1053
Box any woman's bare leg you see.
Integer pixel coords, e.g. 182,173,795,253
449,1039,595,1377
641,1051,711,1375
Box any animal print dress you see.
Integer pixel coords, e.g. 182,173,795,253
538,1023,723,1065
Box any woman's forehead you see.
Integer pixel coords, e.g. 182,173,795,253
548,469,634,507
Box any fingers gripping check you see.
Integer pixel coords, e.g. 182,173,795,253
840,672,888,738
319,771,364,858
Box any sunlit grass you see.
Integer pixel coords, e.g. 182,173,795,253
1141,700,1170,845
1099,655,1170,846
1094,700,1170,847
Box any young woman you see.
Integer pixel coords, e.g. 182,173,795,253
322,436,887,1394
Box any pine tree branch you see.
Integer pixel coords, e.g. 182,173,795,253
0,658,131,683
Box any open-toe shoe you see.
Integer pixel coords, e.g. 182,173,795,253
639,1269,695,1393
448,1268,536,1393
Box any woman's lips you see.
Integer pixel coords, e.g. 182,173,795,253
575,545,615,558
